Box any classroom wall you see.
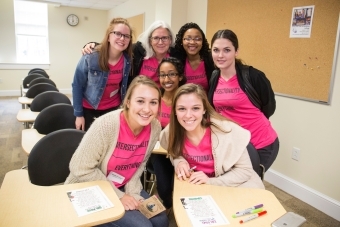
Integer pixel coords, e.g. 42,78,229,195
0,0,108,94
0,0,339,219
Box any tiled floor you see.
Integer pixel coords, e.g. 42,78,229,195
0,96,339,227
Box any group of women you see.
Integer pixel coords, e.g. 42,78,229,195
68,17,279,227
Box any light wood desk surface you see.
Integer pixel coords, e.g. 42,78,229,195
173,177,286,227
152,141,168,155
16,109,39,122
21,129,45,155
18,96,33,105
0,170,125,227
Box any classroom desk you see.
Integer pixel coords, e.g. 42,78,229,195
152,141,168,155
173,177,286,227
21,129,45,155
17,109,39,128
0,170,125,227
18,96,33,109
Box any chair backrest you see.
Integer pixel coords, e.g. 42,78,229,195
246,143,264,180
34,103,76,134
28,68,46,74
22,73,44,88
28,70,49,79
30,91,71,112
28,129,85,186
29,77,56,88
26,83,59,99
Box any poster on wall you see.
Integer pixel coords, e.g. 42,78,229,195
290,5,315,38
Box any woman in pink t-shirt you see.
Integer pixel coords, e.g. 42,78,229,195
149,57,187,210
207,29,279,172
66,76,168,227
160,84,264,189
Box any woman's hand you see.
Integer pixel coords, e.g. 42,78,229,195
120,194,140,210
75,117,85,131
81,43,96,55
175,161,191,181
188,171,209,185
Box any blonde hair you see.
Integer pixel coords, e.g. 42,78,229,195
122,75,161,112
96,18,133,71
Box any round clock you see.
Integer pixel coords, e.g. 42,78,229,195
67,14,79,26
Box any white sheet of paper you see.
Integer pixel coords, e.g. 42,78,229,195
67,185,114,217
180,195,229,226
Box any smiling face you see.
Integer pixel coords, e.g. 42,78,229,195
159,62,182,93
126,84,160,130
108,23,131,52
150,27,171,56
211,38,238,70
182,28,203,57
175,93,206,134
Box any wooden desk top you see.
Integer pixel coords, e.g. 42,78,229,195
0,170,125,227
152,141,168,155
173,178,286,227
21,129,45,155
18,97,33,105
16,109,39,122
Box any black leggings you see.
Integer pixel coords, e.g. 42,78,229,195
83,106,119,131
257,137,280,171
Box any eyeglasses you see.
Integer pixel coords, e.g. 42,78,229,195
183,37,203,43
150,36,170,43
158,72,179,79
110,31,131,40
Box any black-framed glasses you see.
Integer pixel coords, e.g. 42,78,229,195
183,37,203,42
110,31,131,40
150,36,170,43
158,72,179,79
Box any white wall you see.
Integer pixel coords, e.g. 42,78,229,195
0,0,108,94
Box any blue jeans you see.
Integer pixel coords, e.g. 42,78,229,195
95,190,169,227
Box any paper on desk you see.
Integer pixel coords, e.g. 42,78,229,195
67,185,114,217
180,195,229,226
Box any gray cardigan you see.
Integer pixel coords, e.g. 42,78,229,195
160,117,264,189
65,109,161,201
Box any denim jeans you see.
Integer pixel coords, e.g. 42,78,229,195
95,190,169,227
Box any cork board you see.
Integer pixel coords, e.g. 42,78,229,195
207,0,340,103
127,13,144,42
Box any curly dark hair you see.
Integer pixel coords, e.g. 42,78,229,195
174,22,210,61
157,57,187,95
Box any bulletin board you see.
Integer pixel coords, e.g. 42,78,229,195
127,13,144,42
207,0,340,104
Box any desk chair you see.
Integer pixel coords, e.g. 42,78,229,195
33,103,76,135
247,143,265,180
28,68,46,75
143,160,156,195
25,83,59,99
22,73,45,89
29,77,56,88
28,70,49,78
17,91,71,128
28,129,85,186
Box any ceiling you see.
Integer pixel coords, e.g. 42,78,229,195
22,0,130,10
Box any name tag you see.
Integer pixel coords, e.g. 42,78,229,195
107,171,125,184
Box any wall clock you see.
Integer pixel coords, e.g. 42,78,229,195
67,14,79,26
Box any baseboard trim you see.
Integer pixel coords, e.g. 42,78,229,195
0,89,72,97
264,169,340,221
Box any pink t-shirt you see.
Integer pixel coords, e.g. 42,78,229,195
83,55,123,110
185,59,209,92
106,113,151,188
183,127,215,177
139,57,160,86
213,75,277,149
158,99,171,128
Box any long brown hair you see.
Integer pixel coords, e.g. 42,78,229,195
168,84,232,158
96,18,133,71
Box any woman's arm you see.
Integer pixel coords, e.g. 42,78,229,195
206,148,254,187
81,42,100,55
